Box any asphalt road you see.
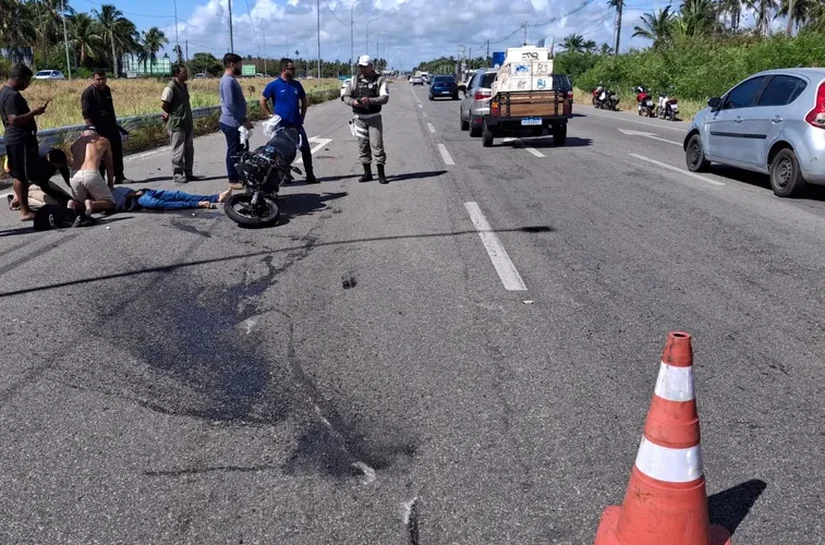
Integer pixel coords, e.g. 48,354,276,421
1,81,823,545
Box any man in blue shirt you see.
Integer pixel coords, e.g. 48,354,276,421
260,58,318,184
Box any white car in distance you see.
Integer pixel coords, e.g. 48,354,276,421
34,70,66,80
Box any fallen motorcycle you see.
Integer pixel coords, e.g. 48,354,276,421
224,117,303,227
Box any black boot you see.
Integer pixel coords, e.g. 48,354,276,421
305,170,319,184
377,164,388,184
359,163,373,183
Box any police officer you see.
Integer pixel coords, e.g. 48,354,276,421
343,55,389,184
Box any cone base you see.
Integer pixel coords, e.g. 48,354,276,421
594,505,733,545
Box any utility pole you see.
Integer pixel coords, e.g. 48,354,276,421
523,22,528,45
613,0,623,56
228,0,235,53
786,0,795,35
486,39,490,64
173,0,180,61
316,0,321,86
185,39,189,61
61,0,71,79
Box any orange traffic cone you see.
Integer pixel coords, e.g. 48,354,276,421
594,331,731,545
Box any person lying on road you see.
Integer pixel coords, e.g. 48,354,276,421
109,186,233,212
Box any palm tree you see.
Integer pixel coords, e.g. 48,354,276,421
561,33,586,52
0,0,37,48
138,27,168,73
746,0,778,35
716,0,744,32
633,6,675,47
680,0,719,36
583,39,598,53
599,42,613,55
68,12,102,66
94,4,135,76
776,0,812,32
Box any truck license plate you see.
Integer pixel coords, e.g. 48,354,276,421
521,117,542,126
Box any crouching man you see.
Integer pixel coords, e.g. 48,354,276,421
68,127,116,215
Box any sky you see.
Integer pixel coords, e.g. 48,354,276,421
72,0,777,70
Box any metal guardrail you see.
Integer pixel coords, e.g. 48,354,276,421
0,90,338,149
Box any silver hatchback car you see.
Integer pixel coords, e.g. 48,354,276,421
684,68,825,197
460,68,498,137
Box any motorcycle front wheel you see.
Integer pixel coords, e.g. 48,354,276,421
224,193,280,227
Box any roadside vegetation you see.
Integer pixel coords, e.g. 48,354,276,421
416,0,825,120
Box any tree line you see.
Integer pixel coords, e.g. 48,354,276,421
0,0,387,79
414,0,825,100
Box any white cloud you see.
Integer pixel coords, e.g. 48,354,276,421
163,0,674,69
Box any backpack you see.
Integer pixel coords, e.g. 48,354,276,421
33,204,98,231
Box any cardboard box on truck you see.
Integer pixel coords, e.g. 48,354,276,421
491,57,555,95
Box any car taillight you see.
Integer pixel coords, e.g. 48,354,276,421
566,90,574,99
474,90,491,101
805,82,825,129
491,99,499,117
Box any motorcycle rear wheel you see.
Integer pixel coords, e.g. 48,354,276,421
224,193,280,227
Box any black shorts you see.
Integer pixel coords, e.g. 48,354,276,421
4,135,41,184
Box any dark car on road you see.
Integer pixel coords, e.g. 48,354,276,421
429,75,459,101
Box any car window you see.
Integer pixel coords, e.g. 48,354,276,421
481,72,497,88
757,75,807,107
723,76,767,110
467,74,478,90
552,74,571,89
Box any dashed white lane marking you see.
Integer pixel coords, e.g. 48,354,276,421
422,111,428,117
464,202,528,292
437,144,455,166
629,153,725,186
418,104,423,109
427,123,436,133
502,137,545,157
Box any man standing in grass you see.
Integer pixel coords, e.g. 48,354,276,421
161,64,200,184
81,70,130,184
219,53,253,190
0,64,50,221
260,58,318,184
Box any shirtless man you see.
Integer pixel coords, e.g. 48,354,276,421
68,127,115,215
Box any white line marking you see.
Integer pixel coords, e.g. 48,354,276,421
629,153,725,186
502,137,545,157
295,137,332,164
437,144,455,166
464,202,527,291
618,128,681,146
418,104,423,109
124,147,169,162
427,123,436,133
422,110,428,117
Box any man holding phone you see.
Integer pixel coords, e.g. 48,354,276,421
0,64,50,221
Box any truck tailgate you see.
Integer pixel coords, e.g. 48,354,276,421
492,90,569,118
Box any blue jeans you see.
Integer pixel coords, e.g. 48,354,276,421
220,122,242,182
137,189,219,210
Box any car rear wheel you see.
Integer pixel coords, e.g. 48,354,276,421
460,112,469,131
685,134,710,172
482,123,494,147
469,116,482,137
552,124,567,146
770,148,805,197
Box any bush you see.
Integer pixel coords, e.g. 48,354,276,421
576,30,825,101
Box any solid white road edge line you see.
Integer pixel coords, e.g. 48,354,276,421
427,123,436,133
437,144,455,166
464,202,528,292
523,146,545,158
629,153,725,186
